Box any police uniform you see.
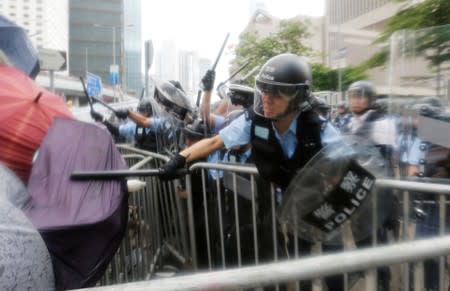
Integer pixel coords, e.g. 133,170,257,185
118,118,163,152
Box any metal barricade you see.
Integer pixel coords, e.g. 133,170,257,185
85,146,450,290
183,162,450,291
74,235,450,291
98,145,189,285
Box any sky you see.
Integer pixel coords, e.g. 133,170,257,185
141,0,325,84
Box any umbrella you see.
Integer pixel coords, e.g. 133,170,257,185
0,15,40,78
24,117,128,290
0,66,73,182
0,163,54,290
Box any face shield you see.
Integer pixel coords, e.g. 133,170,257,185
153,79,193,122
253,79,309,120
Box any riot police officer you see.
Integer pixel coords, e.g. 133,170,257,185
91,98,165,152
159,53,343,290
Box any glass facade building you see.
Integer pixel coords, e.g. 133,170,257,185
69,0,142,95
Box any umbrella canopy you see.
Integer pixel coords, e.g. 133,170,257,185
0,15,40,78
0,66,73,182
24,118,128,290
0,163,54,290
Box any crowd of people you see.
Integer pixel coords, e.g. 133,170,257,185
90,53,450,291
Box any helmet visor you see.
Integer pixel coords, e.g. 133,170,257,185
255,79,303,101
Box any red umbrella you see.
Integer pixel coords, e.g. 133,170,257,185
0,66,73,182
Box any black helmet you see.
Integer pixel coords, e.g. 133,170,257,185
227,83,254,108
168,80,185,93
154,79,193,121
347,80,376,104
137,98,154,117
183,119,210,140
254,53,312,120
336,101,348,109
412,96,443,117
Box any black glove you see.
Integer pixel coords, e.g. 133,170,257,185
90,110,104,122
159,154,187,180
115,109,129,119
201,70,215,91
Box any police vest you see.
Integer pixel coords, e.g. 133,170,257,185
353,110,395,176
135,126,158,152
250,109,323,190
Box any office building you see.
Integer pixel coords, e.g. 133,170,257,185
0,0,68,59
69,0,142,95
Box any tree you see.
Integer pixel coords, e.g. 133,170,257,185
231,19,314,86
364,0,450,71
231,18,368,92
311,63,368,92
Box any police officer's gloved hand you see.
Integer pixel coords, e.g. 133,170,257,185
115,109,129,119
159,154,187,180
90,111,104,122
201,70,215,91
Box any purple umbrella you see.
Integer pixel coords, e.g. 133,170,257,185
24,117,129,290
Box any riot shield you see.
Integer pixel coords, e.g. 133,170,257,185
277,136,395,245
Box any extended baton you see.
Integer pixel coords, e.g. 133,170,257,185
71,168,188,180
211,33,230,71
79,76,95,113
91,96,118,113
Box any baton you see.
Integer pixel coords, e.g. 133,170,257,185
211,33,230,71
216,60,251,90
79,76,95,113
91,96,118,113
71,168,188,180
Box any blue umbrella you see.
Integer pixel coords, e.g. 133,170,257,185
0,15,40,78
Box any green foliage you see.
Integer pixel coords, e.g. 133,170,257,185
311,63,368,91
366,0,450,69
231,19,314,86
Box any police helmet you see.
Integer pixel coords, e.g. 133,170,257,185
137,98,154,117
347,80,376,105
169,80,185,93
183,119,210,140
154,79,193,121
412,96,444,117
254,53,312,120
336,101,348,110
227,83,254,108
310,96,330,111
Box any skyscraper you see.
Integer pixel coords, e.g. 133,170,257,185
69,0,142,95
1,0,68,59
325,0,402,84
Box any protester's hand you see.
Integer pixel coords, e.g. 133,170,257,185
159,154,187,180
201,70,215,91
90,110,104,122
115,109,129,119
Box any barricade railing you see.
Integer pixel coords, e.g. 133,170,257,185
72,235,450,291
98,145,189,285
89,146,450,290
183,162,450,291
